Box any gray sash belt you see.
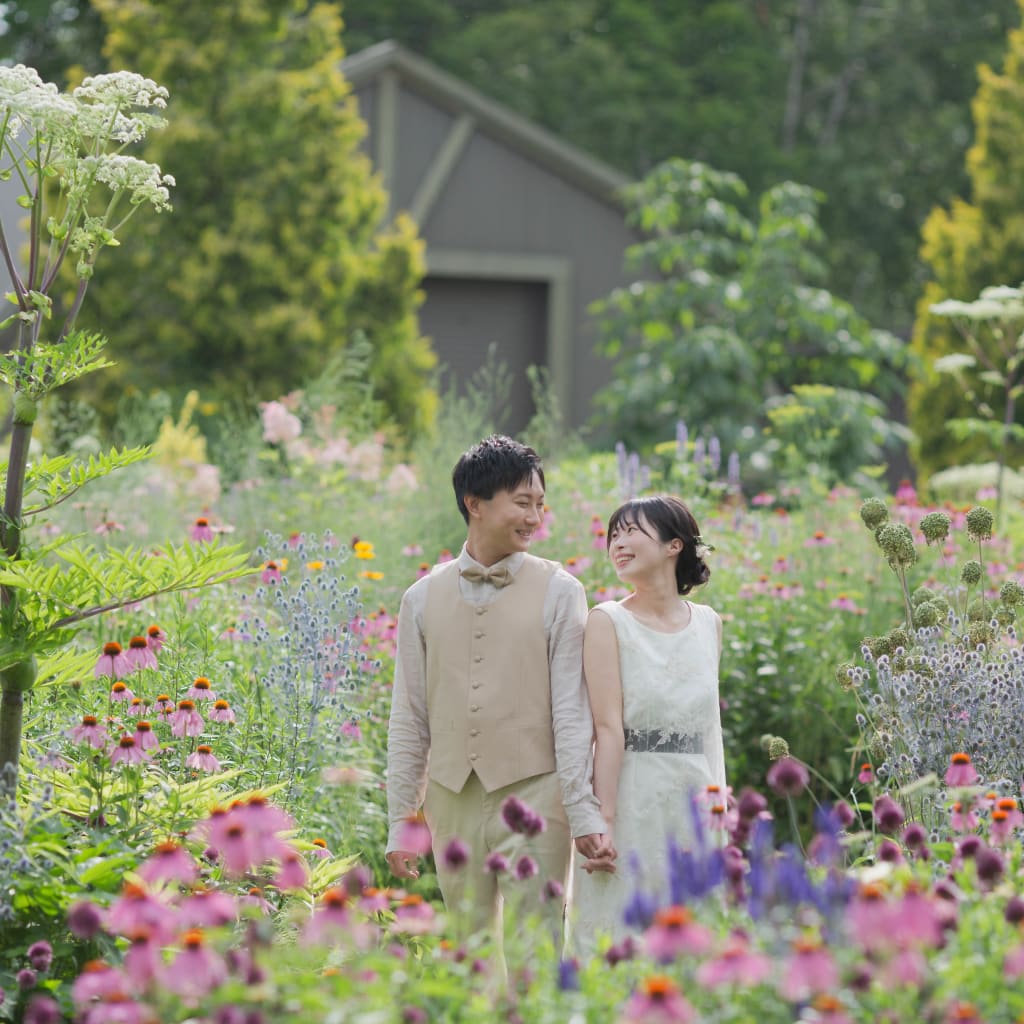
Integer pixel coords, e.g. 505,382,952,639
623,728,703,754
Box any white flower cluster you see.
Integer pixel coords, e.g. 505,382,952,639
695,541,713,561
0,65,76,142
73,72,169,110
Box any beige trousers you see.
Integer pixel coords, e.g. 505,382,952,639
424,770,571,945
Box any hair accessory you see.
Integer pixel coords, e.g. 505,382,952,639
695,541,713,561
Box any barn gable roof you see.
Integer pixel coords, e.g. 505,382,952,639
341,40,631,206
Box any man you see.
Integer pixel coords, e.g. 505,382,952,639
385,434,608,941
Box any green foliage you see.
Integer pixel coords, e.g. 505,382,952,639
80,0,436,435
591,158,908,474
910,1,1024,479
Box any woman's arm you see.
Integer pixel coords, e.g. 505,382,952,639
584,607,625,840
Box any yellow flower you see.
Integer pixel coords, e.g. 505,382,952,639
359,570,384,581
306,560,324,571
354,541,375,560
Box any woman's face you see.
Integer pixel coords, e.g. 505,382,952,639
607,512,679,581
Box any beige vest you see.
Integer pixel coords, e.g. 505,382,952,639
424,555,557,793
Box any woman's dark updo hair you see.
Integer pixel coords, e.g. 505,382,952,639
606,495,711,595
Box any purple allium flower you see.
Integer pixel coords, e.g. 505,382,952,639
542,879,564,902
68,900,104,939
23,995,61,1024
26,941,52,973
605,935,637,966
872,794,905,834
736,787,769,821
500,795,546,837
1006,896,1024,925
514,855,538,881
442,838,469,871
16,968,36,990
766,756,810,797
975,845,1005,887
483,851,509,874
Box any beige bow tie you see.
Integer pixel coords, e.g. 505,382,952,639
460,564,514,588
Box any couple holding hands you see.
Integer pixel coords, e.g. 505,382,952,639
384,435,725,954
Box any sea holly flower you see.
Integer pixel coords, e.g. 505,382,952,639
170,700,204,738
94,642,130,678
944,752,979,787
186,745,221,773
69,715,108,749
190,517,215,542
125,635,158,671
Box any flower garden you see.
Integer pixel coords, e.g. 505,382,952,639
5,63,1024,1024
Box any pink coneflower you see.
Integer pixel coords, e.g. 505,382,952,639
944,752,979,787
190,517,215,543
340,720,363,741
109,680,134,703
391,894,436,935
176,888,237,929
767,756,810,797
396,815,432,856
415,561,431,580
208,699,236,724
564,556,592,577
401,544,423,556
219,625,253,643
123,927,162,991
124,636,158,672
274,849,310,891
644,906,712,962
310,837,331,860
695,931,771,987
137,841,199,886
857,763,875,785
261,560,283,585
241,886,274,915
1005,941,1024,980
70,960,130,1009
69,714,108,749
805,530,835,547
161,929,227,1000
106,883,175,942
806,995,853,1024
111,735,151,766
186,745,221,773
132,721,159,752
188,676,216,701
830,594,863,613
153,694,174,716
951,799,979,832
95,642,131,678
127,697,146,718
751,493,775,507
778,937,839,1000
592,529,607,551
146,624,166,652
621,975,695,1023
94,519,125,535
170,699,204,738
848,883,893,953
303,888,352,945
358,886,389,913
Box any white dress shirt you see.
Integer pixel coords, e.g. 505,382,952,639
386,545,605,851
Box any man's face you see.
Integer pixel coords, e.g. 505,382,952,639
469,472,546,556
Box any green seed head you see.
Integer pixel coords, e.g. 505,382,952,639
966,506,995,542
859,498,889,531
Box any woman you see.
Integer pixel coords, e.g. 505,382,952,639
571,495,725,954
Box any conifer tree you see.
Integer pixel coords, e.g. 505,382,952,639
909,0,1024,478
80,0,435,434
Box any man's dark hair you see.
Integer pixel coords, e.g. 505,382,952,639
452,435,545,523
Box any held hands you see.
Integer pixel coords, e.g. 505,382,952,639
575,829,618,874
386,849,421,880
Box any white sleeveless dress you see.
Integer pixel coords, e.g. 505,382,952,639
570,599,726,955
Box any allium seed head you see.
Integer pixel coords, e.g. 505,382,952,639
919,511,951,544
859,498,889,530
961,560,983,586
1000,580,1024,607
965,505,994,542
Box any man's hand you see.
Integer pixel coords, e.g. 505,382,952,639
581,852,617,874
386,850,421,880
575,830,617,861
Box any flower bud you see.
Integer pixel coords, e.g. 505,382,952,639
965,505,994,542
918,511,950,545
960,560,983,586
859,498,889,531
876,522,917,569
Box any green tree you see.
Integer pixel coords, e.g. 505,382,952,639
591,159,907,470
78,0,435,435
908,0,1024,481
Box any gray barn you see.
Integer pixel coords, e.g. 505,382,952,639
342,41,639,432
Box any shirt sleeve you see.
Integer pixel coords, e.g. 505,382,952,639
546,571,607,838
385,582,432,853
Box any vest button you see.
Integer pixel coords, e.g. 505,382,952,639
470,704,480,712
471,682,481,689
476,607,487,616
470,753,479,760
474,631,484,639
470,729,480,737
473,655,483,663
